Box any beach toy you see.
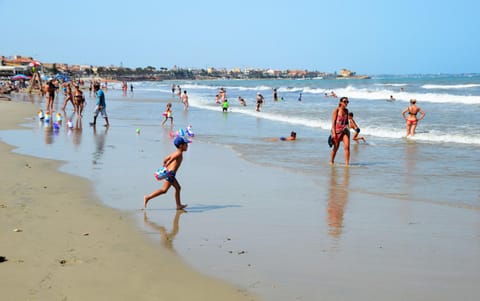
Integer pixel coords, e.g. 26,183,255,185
154,167,168,181
67,120,74,128
171,128,185,138
136,128,141,134
44,113,51,123
53,122,60,130
37,110,44,120
186,125,195,137
56,113,62,122
178,128,185,137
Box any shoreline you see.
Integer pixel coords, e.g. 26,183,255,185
0,100,260,301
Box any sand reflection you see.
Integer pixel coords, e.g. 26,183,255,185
327,167,350,238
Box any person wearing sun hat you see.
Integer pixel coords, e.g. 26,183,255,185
143,136,190,210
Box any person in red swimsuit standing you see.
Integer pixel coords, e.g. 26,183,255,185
402,99,426,137
330,97,351,166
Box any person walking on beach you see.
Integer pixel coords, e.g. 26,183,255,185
161,102,173,127
61,84,74,111
348,112,366,143
181,90,189,111
144,136,189,210
122,81,128,96
256,92,264,112
89,82,110,127
330,97,350,165
88,81,93,98
171,83,175,95
46,79,56,114
401,98,425,137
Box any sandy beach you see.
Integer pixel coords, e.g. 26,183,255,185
0,100,260,301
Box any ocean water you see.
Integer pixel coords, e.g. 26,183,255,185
2,74,480,300
2,74,480,222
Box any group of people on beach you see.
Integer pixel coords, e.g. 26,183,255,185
40,78,109,128
121,81,134,96
42,79,86,118
139,84,424,209
329,97,425,165
170,83,189,111
19,78,429,211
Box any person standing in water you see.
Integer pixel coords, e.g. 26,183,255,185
348,112,366,143
256,92,264,112
330,97,350,166
181,90,189,111
401,99,426,137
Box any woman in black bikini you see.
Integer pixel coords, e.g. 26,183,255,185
73,85,85,117
402,99,425,137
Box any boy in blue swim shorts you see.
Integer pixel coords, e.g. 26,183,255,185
144,136,190,210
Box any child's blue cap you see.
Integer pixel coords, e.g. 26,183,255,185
174,136,191,148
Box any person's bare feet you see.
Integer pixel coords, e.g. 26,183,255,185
177,204,188,210
143,196,149,208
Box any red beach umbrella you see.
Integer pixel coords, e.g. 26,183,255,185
28,61,41,67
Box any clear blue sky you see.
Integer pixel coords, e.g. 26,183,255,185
1,0,479,74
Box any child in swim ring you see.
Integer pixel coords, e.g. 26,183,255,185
161,103,173,127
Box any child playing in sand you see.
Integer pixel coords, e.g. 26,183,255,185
161,103,173,126
144,136,189,210
348,112,366,143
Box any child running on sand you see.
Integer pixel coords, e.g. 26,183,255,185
144,136,189,210
348,112,366,143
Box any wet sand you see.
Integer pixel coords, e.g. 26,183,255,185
0,101,260,301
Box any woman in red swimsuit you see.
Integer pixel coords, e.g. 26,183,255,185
330,97,350,166
402,99,426,137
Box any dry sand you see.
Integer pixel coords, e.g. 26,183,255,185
0,101,260,301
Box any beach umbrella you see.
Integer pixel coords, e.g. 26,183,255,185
54,73,71,82
29,61,41,67
11,74,31,81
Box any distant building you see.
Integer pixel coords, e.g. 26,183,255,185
339,68,356,77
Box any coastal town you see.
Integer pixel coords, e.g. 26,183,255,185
0,54,370,82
